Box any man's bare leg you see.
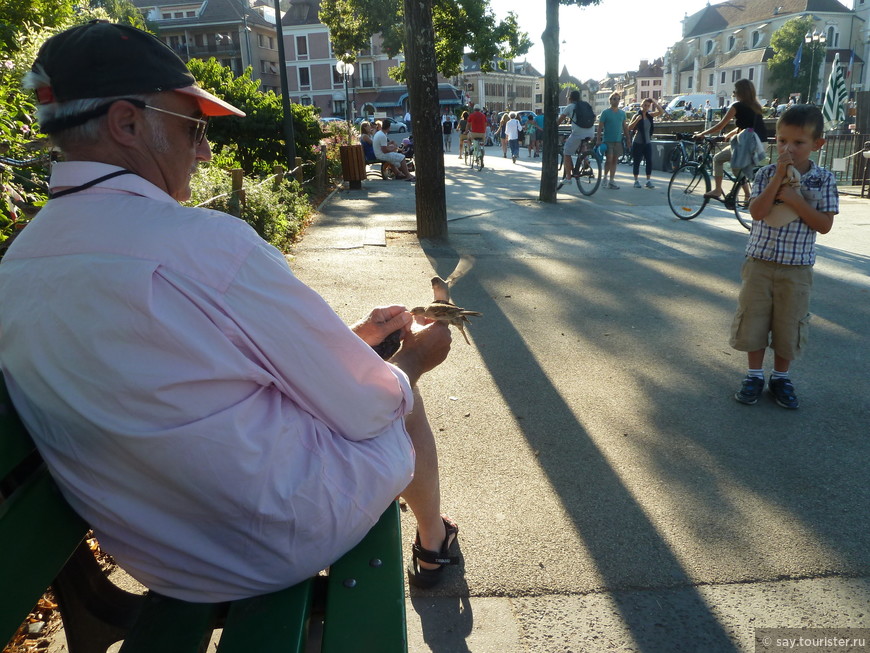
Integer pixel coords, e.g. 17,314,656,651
401,387,448,569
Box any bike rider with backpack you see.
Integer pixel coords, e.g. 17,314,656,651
557,90,596,190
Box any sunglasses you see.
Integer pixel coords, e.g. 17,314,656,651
126,99,210,144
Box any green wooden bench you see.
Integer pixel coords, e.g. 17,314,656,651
0,376,408,653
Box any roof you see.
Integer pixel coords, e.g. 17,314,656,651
720,47,774,68
131,0,275,29
281,0,322,26
683,0,852,38
826,48,862,65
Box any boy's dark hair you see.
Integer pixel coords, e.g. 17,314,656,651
568,89,580,102
777,104,823,139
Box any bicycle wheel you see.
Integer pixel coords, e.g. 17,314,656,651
575,154,602,196
732,197,752,230
474,147,484,171
726,172,753,230
668,163,710,220
464,143,471,166
667,146,683,172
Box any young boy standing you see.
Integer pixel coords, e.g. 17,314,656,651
731,105,837,409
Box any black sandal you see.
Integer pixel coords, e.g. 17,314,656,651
407,515,459,589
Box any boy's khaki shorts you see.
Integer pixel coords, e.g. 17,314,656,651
729,257,813,361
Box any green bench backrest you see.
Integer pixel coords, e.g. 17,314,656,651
0,375,89,648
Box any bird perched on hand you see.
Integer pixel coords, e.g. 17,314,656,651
410,301,482,344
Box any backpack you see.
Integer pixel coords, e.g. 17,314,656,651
573,101,595,129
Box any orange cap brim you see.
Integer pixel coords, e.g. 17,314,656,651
175,85,245,117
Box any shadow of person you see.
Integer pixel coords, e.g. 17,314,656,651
408,550,472,653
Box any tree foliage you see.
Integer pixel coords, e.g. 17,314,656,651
767,17,822,103
186,58,324,175
320,0,531,82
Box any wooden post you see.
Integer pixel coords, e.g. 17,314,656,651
272,165,284,190
294,157,303,183
229,168,245,217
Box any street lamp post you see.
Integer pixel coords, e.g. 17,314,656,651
336,59,355,144
804,29,827,104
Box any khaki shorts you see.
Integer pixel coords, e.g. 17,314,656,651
605,141,624,156
729,257,813,360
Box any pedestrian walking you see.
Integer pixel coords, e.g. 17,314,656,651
505,112,521,163
442,110,453,152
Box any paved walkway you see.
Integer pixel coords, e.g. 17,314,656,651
291,149,870,652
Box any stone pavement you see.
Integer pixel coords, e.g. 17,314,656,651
290,149,870,652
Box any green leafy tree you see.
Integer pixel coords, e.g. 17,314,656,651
186,58,323,175
320,0,529,79
539,0,600,203
767,17,820,104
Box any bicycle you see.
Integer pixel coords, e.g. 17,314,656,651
666,136,756,230
467,136,484,171
666,133,701,172
558,135,602,196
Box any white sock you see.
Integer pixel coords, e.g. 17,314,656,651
771,370,790,380
747,368,764,379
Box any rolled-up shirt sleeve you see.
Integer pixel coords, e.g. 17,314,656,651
221,241,414,440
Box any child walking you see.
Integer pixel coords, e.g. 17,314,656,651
730,105,837,409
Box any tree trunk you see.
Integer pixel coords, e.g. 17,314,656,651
539,0,560,203
404,0,447,239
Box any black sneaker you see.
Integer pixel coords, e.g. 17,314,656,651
556,180,565,191
734,375,765,405
769,377,799,409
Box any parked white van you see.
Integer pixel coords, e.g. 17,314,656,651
665,94,720,114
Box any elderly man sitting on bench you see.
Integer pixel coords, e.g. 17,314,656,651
0,21,458,602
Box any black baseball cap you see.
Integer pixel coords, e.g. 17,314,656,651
32,21,244,127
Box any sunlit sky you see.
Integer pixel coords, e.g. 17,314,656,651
487,0,718,81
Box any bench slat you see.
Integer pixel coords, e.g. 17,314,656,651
0,377,38,481
0,469,88,647
322,501,407,653
216,578,314,653
117,593,221,653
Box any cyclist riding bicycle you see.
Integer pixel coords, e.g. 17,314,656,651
557,90,596,189
466,104,488,167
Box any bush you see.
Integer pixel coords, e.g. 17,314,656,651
186,165,312,252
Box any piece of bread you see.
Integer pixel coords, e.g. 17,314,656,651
763,165,802,228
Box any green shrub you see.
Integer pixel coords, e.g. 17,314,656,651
186,165,312,252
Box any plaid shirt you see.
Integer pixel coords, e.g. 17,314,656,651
745,160,838,266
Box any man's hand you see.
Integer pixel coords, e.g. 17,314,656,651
352,305,412,346
390,321,452,386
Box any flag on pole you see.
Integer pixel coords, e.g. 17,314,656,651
846,50,854,78
793,42,803,77
822,52,847,131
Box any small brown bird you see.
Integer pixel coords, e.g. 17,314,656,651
410,301,482,344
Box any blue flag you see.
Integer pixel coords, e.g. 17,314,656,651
793,42,803,77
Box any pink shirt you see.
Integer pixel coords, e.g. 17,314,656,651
0,162,415,602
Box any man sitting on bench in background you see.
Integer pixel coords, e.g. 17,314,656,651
0,21,459,601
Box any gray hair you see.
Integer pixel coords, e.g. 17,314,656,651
25,64,162,151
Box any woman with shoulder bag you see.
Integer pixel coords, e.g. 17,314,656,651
694,79,768,203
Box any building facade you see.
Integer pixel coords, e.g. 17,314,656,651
663,0,865,105
280,0,460,117
132,0,283,94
